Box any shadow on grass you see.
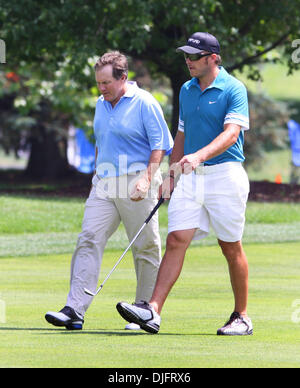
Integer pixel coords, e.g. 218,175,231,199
0,327,215,336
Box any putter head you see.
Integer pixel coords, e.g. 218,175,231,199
84,288,95,296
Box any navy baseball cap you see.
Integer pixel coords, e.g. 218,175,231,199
176,32,220,54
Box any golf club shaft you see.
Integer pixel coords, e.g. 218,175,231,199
85,196,165,297
92,222,147,296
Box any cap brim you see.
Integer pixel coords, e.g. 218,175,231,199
176,45,204,54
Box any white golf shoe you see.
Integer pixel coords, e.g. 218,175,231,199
124,322,141,330
217,312,253,336
116,301,161,334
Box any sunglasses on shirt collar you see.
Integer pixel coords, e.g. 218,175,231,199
184,52,212,61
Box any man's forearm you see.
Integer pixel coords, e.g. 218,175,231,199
167,131,185,177
178,124,241,173
158,132,184,199
144,149,166,182
195,123,240,163
131,149,166,201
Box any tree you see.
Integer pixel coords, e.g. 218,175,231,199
245,93,290,168
0,61,97,178
1,0,299,176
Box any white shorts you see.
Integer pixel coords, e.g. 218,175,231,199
168,162,250,242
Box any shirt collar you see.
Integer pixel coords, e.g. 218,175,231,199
123,81,138,98
100,81,138,107
209,66,228,90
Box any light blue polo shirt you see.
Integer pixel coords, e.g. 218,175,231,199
178,66,249,164
94,81,173,177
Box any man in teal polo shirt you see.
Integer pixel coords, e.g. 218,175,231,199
117,33,253,336
45,51,173,331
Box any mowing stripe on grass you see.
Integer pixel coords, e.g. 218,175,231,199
1,222,300,257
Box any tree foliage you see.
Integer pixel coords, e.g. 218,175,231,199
245,93,290,168
2,0,299,75
0,0,299,177
0,60,97,177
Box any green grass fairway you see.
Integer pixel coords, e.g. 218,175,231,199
246,149,292,184
1,243,300,368
1,195,300,368
2,195,300,257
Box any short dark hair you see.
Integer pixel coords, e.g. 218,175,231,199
94,51,128,80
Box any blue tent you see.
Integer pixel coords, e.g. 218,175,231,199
75,129,95,174
288,119,300,167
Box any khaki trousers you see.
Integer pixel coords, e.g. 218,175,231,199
66,172,162,318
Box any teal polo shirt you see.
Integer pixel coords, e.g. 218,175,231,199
178,66,249,165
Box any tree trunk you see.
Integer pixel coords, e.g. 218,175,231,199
25,124,70,180
169,73,188,139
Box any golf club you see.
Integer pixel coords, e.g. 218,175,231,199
84,196,165,297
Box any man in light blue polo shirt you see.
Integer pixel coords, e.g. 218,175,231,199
94,79,172,179
45,51,173,331
117,33,253,336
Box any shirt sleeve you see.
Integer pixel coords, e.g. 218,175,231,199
141,95,174,155
224,82,250,131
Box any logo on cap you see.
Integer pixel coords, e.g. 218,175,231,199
188,39,200,45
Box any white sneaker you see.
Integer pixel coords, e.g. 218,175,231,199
217,312,253,336
116,301,161,334
125,322,141,330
